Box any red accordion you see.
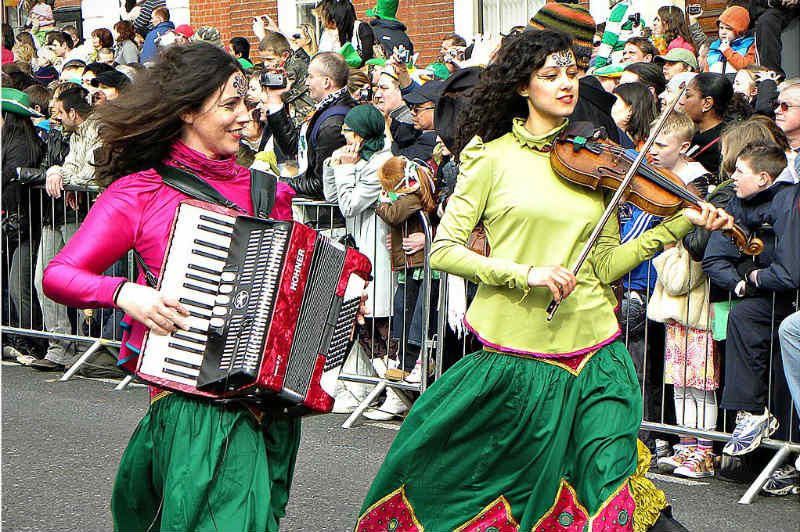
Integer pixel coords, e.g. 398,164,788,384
137,200,371,414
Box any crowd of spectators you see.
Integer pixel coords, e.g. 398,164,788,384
2,0,800,497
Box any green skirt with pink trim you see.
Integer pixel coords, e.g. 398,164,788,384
356,342,641,531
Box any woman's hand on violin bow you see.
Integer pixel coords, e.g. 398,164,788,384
683,202,735,232
527,266,577,303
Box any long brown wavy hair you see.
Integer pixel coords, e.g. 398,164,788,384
452,29,573,157
93,42,242,186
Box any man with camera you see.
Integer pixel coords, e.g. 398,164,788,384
262,51,355,200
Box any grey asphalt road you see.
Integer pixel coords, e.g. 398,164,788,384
2,363,798,531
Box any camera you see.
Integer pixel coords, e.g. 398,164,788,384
358,85,372,102
687,4,701,16
260,70,287,89
444,47,465,64
627,12,641,27
395,45,410,64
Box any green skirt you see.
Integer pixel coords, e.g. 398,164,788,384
357,342,641,531
111,393,301,532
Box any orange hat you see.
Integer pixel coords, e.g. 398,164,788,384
717,6,750,36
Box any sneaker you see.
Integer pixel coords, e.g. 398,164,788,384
30,358,65,372
723,409,779,456
404,359,434,384
761,465,800,497
674,450,715,478
657,445,695,474
385,368,411,382
331,391,362,414
3,345,23,361
654,439,670,459
16,354,37,366
362,388,408,420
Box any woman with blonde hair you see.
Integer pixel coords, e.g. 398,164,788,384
719,115,791,179
291,23,317,57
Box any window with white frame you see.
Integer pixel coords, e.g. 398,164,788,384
477,0,545,35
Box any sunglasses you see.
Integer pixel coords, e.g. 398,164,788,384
776,101,800,112
410,104,435,113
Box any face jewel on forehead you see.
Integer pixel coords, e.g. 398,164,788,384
550,50,574,68
232,72,247,99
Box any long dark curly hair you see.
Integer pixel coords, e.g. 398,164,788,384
93,42,242,186
452,29,573,156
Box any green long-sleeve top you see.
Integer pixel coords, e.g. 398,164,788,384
430,118,694,357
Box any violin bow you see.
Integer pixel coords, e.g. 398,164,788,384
546,85,688,321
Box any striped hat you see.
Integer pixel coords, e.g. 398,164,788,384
529,2,596,69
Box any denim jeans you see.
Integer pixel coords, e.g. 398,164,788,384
779,311,800,432
35,223,80,364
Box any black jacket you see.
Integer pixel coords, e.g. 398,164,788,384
2,129,45,238
571,76,620,144
684,180,736,262
702,176,800,296
370,18,413,58
268,91,356,199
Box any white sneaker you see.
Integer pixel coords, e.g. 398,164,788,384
362,388,408,420
331,391,362,414
372,357,389,379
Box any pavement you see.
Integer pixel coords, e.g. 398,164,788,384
2,362,798,531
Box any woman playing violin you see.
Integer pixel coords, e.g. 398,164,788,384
357,29,732,531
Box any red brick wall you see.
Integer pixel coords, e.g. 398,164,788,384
188,0,450,66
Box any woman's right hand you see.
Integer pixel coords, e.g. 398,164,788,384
527,266,577,303
115,283,190,335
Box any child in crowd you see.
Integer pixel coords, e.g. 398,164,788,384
647,112,719,478
703,142,800,456
375,156,436,388
706,6,755,75
621,36,658,64
612,81,658,149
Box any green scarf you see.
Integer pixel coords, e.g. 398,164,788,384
344,104,386,161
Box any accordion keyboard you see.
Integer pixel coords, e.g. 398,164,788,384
138,203,236,386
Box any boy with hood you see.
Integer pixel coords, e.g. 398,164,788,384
706,5,755,74
366,0,413,59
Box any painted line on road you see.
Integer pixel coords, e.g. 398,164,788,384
365,422,401,431
646,472,708,486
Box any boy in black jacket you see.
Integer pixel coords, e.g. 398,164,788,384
703,142,800,455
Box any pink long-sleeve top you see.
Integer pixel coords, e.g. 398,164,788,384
43,141,293,370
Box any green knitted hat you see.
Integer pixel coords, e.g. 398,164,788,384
529,2,596,70
365,0,399,22
339,42,363,68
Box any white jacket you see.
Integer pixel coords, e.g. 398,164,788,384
323,148,394,317
647,242,711,330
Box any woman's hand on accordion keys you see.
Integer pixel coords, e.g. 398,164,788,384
115,283,191,335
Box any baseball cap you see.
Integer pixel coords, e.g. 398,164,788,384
655,48,699,71
174,24,195,40
403,80,445,105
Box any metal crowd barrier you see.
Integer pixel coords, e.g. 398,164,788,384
290,198,441,428
1,184,136,389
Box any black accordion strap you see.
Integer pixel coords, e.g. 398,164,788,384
131,164,278,288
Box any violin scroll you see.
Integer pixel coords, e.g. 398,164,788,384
725,225,764,257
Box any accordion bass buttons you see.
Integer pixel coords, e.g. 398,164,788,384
221,271,236,282
219,284,234,294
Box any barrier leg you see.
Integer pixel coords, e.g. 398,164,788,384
114,374,134,391
342,380,386,429
737,444,792,504
59,340,102,382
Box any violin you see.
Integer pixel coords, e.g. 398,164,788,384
545,86,762,321
549,132,764,256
